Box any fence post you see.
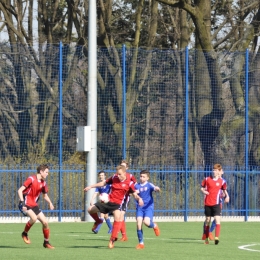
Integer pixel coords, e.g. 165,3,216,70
245,49,249,221
122,44,126,160
184,47,189,222
59,41,63,222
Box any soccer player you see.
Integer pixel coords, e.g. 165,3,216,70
118,160,137,241
17,164,55,249
84,165,144,249
90,171,113,234
201,169,229,240
135,170,160,249
200,163,229,245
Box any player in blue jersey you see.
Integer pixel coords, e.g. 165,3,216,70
134,170,160,249
90,171,113,234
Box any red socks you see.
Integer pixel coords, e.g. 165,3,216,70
24,221,33,233
111,221,122,240
43,228,50,241
215,224,220,237
90,213,100,222
205,225,209,238
120,221,126,237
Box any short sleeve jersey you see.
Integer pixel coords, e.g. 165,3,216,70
95,183,111,194
106,173,136,205
201,176,227,206
135,181,156,209
22,175,48,207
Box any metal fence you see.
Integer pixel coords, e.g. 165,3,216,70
0,43,260,221
1,165,260,221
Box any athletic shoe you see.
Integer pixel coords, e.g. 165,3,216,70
201,233,206,240
108,228,112,234
21,232,31,244
91,219,103,232
92,229,98,234
43,241,55,249
209,232,214,240
136,243,145,249
108,239,115,249
153,223,160,236
204,238,209,245
214,237,219,245
120,236,128,242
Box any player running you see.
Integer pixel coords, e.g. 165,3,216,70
201,169,229,240
90,171,113,234
84,165,144,249
118,160,137,241
200,163,229,245
17,164,55,249
134,170,160,249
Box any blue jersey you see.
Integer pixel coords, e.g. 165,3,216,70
95,183,111,194
135,182,156,209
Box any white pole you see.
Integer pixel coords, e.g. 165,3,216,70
85,0,97,221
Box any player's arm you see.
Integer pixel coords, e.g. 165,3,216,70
83,180,106,192
17,185,27,211
90,192,99,206
200,187,209,195
132,191,144,206
223,189,230,203
43,193,54,210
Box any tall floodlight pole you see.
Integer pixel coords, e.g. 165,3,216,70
85,0,97,221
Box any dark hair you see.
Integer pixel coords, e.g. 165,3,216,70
140,169,150,177
98,171,106,176
37,164,49,173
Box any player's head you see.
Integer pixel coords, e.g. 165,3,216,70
116,165,126,181
213,163,223,178
37,164,49,179
98,171,106,181
139,170,150,183
120,159,129,170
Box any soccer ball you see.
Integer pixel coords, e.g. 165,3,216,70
99,193,109,203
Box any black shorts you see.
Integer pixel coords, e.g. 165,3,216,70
95,201,121,215
121,196,130,212
204,204,221,217
26,205,42,216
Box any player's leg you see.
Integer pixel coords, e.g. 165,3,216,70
143,208,160,236
37,211,54,249
202,218,207,240
209,218,216,240
213,205,221,245
109,209,122,249
93,212,105,234
88,204,103,232
21,209,37,244
136,216,144,249
119,211,128,241
104,213,113,233
204,206,212,244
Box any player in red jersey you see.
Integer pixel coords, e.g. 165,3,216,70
84,165,144,249
118,160,137,241
17,164,55,249
200,163,229,245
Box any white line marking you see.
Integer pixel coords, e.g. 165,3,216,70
238,244,260,252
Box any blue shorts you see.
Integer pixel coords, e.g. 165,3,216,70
136,207,154,220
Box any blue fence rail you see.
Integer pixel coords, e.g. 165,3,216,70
0,165,260,220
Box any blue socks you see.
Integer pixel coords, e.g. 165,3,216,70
105,218,112,230
137,229,143,243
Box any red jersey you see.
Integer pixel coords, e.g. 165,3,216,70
201,176,227,206
106,173,136,205
22,175,48,207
